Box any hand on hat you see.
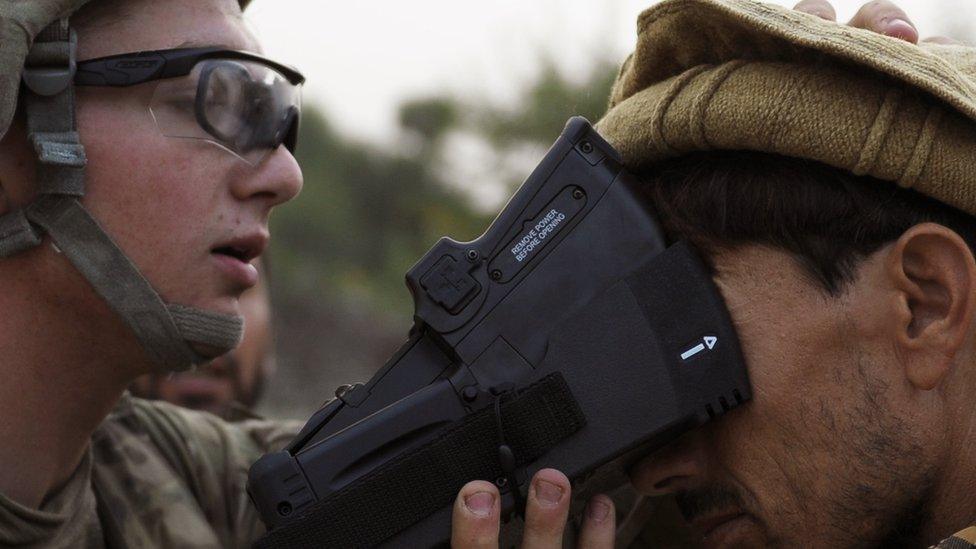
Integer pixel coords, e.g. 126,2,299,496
794,0,963,45
451,469,615,548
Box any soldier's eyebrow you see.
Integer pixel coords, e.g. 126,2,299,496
176,40,237,49
174,40,263,55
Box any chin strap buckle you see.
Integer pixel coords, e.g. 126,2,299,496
22,18,77,97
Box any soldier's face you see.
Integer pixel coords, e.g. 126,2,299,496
630,245,946,548
59,0,299,363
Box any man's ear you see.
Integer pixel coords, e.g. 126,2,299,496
885,223,976,390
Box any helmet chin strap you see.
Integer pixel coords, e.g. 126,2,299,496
0,19,243,370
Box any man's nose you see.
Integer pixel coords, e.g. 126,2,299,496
231,146,304,207
629,433,707,497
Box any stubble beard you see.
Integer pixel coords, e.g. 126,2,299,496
817,353,936,549
708,353,937,549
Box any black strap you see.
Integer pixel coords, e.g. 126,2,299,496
255,373,586,549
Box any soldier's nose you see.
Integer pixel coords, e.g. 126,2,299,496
628,434,706,496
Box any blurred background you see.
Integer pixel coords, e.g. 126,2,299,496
241,0,972,420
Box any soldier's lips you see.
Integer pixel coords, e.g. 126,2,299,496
210,232,267,289
211,253,259,288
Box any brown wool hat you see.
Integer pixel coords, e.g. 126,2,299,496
596,0,976,216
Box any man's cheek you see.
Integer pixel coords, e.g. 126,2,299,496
711,401,813,511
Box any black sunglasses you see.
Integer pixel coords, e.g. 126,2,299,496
75,47,305,87
73,47,304,162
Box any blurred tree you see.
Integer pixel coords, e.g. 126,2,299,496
262,104,490,416
400,97,459,148
440,57,621,203
260,56,620,419
272,105,488,315
472,57,619,149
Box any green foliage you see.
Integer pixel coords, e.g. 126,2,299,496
399,97,459,146
271,56,619,319
471,58,619,149
270,105,489,319
262,55,622,416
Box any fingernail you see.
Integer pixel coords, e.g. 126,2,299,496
884,19,916,40
586,499,611,523
464,491,494,517
534,479,564,506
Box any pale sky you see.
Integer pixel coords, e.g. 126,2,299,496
246,0,967,146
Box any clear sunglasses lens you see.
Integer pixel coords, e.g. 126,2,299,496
201,62,249,142
150,59,301,165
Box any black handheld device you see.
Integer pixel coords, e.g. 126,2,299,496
248,117,751,548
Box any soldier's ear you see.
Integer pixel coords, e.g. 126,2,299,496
884,223,976,390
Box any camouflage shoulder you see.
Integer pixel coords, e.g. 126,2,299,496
116,394,302,466
92,394,303,547
931,527,976,548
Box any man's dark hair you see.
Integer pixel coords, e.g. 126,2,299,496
639,151,976,295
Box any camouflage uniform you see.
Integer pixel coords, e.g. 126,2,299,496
933,528,976,549
0,394,301,548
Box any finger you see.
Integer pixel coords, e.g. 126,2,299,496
922,36,964,46
793,0,837,21
577,495,616,549
521,469,572,549
849,0,919,43
451,481,500,549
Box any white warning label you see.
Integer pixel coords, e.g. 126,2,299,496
510,208,567,263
